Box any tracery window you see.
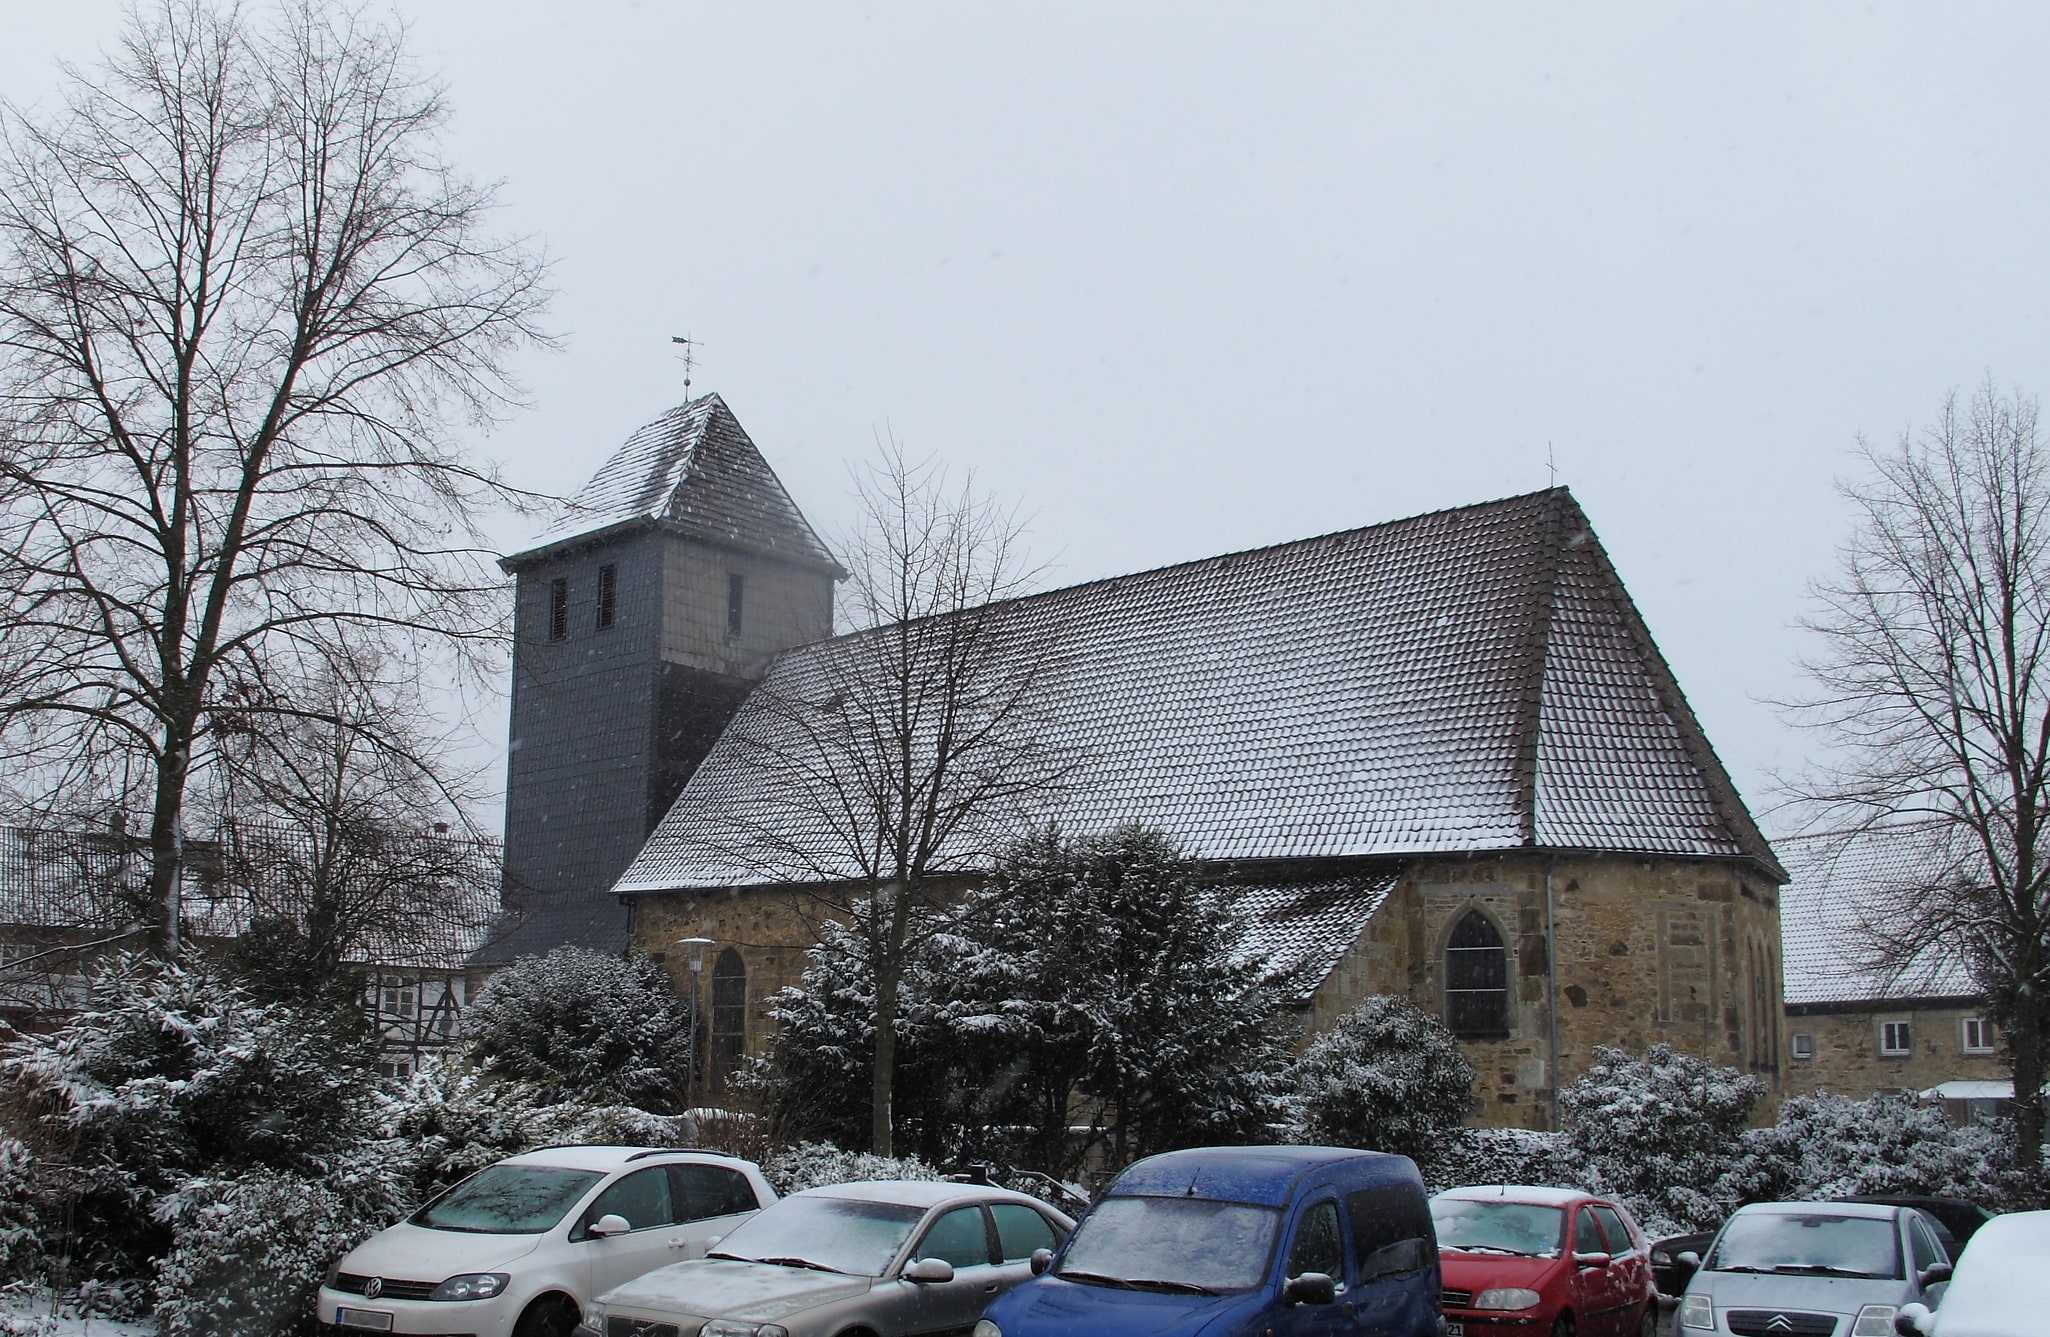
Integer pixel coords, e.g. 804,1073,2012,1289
709,948,746,1093
1445,910,1509,1036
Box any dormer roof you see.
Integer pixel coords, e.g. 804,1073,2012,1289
502,392,841,573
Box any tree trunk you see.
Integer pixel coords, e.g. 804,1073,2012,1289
871,959,899,1156
145,719,196,959
2013,973,2047,1204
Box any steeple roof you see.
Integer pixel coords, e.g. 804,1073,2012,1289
617,487,1782,894
503,392,840,572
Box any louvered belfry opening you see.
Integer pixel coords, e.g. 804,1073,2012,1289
1445,909,1509,1036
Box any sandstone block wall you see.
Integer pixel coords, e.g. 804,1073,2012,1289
1783,1004,2004,1098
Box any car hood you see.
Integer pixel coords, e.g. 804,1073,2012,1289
981,1274,1260,1337
334,1221,544,1281
1440,1252,1563,1291
600,1258,874,1321
1690,1270,1912,1314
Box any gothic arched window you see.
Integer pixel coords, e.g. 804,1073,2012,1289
1446,911,1509,1037
709,949,746,1093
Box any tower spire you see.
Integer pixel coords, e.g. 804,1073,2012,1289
670,334,704,398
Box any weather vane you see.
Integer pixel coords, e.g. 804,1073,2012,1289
1546,442,1557,488
670,334,704,397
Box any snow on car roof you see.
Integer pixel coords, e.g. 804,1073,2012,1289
1435,1185,1593,1206
1736,1200,1901,1220
793,1179,1042,1209
500,1146,741,1173
1943,1209,2050,1329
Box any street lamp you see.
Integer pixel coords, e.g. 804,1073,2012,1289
677,936,714,1112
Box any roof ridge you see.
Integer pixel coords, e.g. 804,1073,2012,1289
802,486,1575,648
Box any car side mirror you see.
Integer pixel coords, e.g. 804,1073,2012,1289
1029,1248,1053,1276
1283,1272,1335,1306
1895,1302,1934,1336
1918,1263,1952,1288
588,1214,631,1238
1573,1252,1611,1270
1676,1251,1701,1269
904,1258,955,1284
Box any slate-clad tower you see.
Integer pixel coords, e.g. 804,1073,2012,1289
480,394,840,962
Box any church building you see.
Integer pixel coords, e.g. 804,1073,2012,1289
491,392,1788,1129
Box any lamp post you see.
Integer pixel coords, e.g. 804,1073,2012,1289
678,936,714,1112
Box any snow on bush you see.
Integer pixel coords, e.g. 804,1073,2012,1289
1559,1044,1766,1235
1748,1091,2007,1203
152,1151,407,1337
762,1142,942,1195
0,1140,38,1285
1287,996,1474,1163
1421,1127,1581,1195
465,946,696,1112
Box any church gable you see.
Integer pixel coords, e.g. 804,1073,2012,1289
617,487,1778,897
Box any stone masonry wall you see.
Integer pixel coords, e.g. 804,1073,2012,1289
1784,1005,2004,1098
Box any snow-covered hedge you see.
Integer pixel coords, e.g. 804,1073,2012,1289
762,1142,943,1195
1421,1126,1580,1195
465,946,696,1112
1750,1091,2009,1204
1288,996,1474,1162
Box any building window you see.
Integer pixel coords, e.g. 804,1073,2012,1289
597,564,617,629
1445,910,1509,1036
1962,1016,1996,1054
376,1056,414,1081
727,572,745,638
381,985,416,1018
709,948,746,1093
548,577,569,640
1789,1031,1815,1061
1880,1020,1913,1056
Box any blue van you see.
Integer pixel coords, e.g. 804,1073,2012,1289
974,1145,1441,1337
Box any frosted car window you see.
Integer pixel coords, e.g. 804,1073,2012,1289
1059,1197,1281,1292
576,1167,673,1237
709,1196,926,1277
914,1207,993,1268
1289,1201,1344,1282
412,1165,604,1234
1591,1206,1633,1254
992,1204,1057,1262
1574,1208,1604,1254
1709,1212,1903,1280
1431,1200,1564,1258
1909,1216,1943,1272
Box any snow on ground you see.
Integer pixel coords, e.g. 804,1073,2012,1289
0,1299,151,1336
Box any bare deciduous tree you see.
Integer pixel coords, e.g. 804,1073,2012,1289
0,0,549,955
1792,381,2050,1194
718,442,1069,1154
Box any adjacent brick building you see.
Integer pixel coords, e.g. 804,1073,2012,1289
525,399,1790,1130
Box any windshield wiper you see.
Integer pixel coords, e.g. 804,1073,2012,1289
1446,1245,1529,1256
1766,1264,1887,1278
1126,1279,1219,1295
1058,1270,1136,1289
752,1256,844,1273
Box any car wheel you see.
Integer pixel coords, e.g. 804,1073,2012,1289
513,1295,580,1337
1639,1302,1661,1337
1552,1314,1575,1337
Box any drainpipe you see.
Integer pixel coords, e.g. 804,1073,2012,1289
1545,851,1561,1131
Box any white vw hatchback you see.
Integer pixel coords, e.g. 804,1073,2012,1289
319,1146,775,1337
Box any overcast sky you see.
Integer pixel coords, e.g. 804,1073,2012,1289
9,2,2050,839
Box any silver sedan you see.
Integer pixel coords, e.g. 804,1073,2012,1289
575,1179,1074,1337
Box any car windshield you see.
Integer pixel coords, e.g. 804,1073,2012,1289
1709,1213,1902,1279
1056,1196,1280,1293
1431,1199,1565,1258
411,1164,605,1234
708,1195,929,1277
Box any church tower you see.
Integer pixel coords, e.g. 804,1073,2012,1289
480,394,841,962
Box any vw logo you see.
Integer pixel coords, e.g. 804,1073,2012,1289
1765,1316,1793,1333
363,1278,383,1300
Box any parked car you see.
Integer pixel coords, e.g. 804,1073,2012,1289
575,1178,1074,1337
975,1144,1441,1337
319,1145,774,1337
1677,1201,1952,1337
1895,1209,2050,1336
1835,1197,1994,1251
1652,1229,1720,1300
1434,1184,1659,1337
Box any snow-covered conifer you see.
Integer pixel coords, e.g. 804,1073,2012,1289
1287,995,1474,1162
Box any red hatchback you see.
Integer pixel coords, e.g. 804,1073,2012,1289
1431,1185,1658,1337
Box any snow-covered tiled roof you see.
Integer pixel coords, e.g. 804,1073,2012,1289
505,392,839,572
1777,823,1978,1007
618,488,1778,894
1237,871,1400,1003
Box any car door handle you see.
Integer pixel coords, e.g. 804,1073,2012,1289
666,1237,692,1249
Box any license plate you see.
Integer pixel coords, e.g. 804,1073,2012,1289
334,1308,395,1331
1444,1324,1464,1337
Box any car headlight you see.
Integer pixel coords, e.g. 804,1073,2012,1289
701,1323,790,1337
1851,1305,1898,1337
1680,1293,1715,1330
972,1322,1003,1337
1474,1288,1542,1310
427,1272,510,1301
